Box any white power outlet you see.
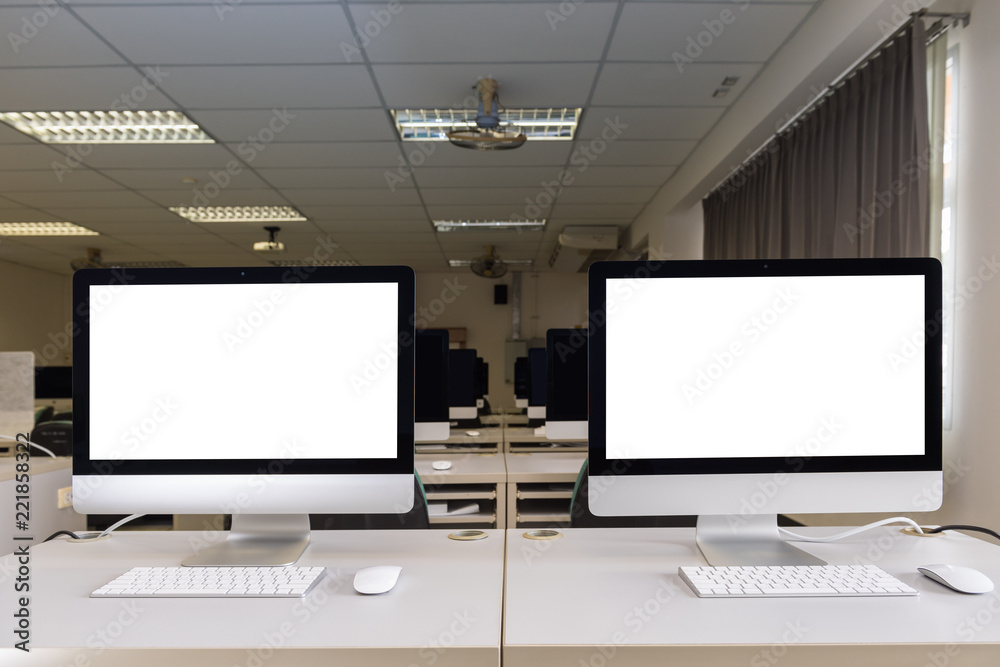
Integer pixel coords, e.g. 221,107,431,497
57,486,73,509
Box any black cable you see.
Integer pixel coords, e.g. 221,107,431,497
928,524,1000,543
43,530,82,542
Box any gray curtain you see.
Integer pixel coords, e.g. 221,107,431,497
704,20,930,260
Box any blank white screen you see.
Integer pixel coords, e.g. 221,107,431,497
89,282,399,461
605,274,925,460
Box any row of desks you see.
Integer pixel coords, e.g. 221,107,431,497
3,526,1000,665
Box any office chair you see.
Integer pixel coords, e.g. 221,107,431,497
310,470,430,530
569,458,696,528
28,420,73,457
51,411,73,422
34,405,55,425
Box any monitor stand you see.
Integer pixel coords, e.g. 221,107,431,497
182,514,310,567
696,514,826,566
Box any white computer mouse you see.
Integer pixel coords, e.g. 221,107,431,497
465,430,481,437
432,460,452,470
354,565,402,595
917,564,994,594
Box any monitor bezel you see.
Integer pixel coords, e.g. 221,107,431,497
72,265,416,478
588,258,943,478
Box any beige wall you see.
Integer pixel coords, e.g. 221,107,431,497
0,263,72,367
415,270,588,410
928,0,1000,529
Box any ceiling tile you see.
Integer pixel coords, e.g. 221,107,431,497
0,169,120,191
568,165,676,187
139,188,289,208
577,106,725,140
419,187,555,207
189,108,398,143
592,63,762,107
354,3,616,63
571,140,697,166
0,144,82,171
72,4,356,65
278,188,421,207
254,168,414,190
555,186,660,204
0,6,126,67
607,2,814,63
373,63,599,108
296,205,428,222
412,167,564,189
100,167,270,191
1,189,158,208
156,65,381,109
0,67,174,111
316,219,434,234
55,144,237,170
231,142,405,169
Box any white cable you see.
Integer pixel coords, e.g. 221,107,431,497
779,517,926,543
99,513,146,537
0,433,57,458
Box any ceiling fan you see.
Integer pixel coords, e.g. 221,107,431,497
470,246,508,279
447,78,526,151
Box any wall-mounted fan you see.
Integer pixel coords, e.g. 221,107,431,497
447,78,526,151
470,246,508,278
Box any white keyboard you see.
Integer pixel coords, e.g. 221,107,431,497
91,565,326,598
678,564,918,598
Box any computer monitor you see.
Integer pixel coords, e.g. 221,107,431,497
73,265,415,566
415,329,450,442
588,258,942,566
545,329,588,440
448,348,477,420
514,357,529,408
34,365,72,399
527,348,546,420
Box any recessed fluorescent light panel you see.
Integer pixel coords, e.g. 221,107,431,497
0,222,99,236
169,206,307,223
449,259,533,268
271,259,359,267
392,109,580,141
0,111,213,144
433,220,546,233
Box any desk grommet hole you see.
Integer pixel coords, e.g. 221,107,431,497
522,529,562,541
448,530,489,541
901,527,943,537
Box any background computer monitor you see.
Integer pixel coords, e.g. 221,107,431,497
514,357,529,409
588,258,942,566
415,329,450,442
527,348,546,420
545,329,588,440
448,348,477,420
73,265,415,566
34,365,72,400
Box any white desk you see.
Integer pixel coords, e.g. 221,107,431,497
0,529,504,666
0,456,84,557
504,527,1000,666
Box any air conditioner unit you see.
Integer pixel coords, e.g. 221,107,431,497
548,226,619,273
558,225,618,250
